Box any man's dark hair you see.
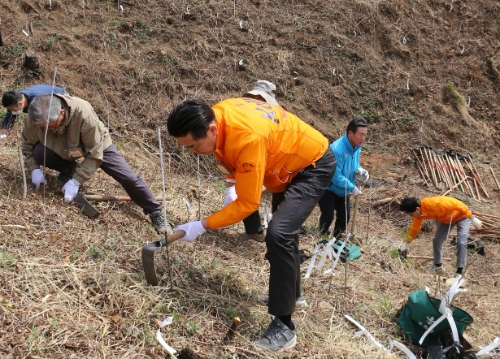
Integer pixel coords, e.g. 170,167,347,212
2,91,23,107
346,117,368,135
399,197,420,212
167,100,215,140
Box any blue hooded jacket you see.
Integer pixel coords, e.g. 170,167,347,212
2,84,68,129
325,133,362,196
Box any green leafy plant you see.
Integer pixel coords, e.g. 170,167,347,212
0,252,18,266
89,243,105,258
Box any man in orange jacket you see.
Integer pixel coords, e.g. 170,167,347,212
399,196,482,278
167,98,335,352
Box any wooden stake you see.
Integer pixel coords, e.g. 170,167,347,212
423,147,438,187
454,155,475,198
416,149,432,183
489,165,500,190
468,156,489,198
441,176,470,196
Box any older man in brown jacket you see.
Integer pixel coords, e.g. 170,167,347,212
21,93,168,234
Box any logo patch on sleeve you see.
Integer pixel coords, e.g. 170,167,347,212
242,162,256,173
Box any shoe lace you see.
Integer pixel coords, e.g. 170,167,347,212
261,321,285,342
151,212,165,227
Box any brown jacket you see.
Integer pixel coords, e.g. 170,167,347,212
22,94,112,184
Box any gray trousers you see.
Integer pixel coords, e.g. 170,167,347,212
433,217,470,268
34,143,161,214
267,147,336,317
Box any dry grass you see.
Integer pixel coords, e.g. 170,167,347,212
2,133,500,358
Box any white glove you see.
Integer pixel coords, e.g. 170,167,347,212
62,178,80,204
31,169,47,189
356,168,370,183
352,186,362,197
470,216,482,230
223,186,237,207
174,221,207,242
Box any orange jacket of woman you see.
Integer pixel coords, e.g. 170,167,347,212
207,98,329,229
408,196,472,241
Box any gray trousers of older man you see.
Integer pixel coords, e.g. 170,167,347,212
34,143,161,214
433,217,470,268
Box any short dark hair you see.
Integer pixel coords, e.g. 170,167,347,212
167,100,215,140
346,117,368,135
399,197,420,212
2,91,23,107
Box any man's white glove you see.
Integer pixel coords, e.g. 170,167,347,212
174,221,207,242
223,186,237,207
352,186,362,197
62,178,80,204
31,169,47,189
470,216,482,230
356,168,370,183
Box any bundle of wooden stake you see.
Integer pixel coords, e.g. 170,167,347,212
470,212,500,240
413,146,489,200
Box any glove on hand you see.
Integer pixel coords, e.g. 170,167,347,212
174,221,207,242
352,186,362,197
470,216,482,230
62,178,80,204
31,169,47,189
356,168,370,183
223,186,237,207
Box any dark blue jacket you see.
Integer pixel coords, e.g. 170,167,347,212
325,134,363,196
2,85,68,129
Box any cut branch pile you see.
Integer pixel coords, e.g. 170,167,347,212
470,212,500,240
413,146,488,200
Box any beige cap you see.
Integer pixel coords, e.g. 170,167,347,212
245,80,279,105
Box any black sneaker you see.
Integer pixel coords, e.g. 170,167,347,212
149,211,172,235
255,317,296,352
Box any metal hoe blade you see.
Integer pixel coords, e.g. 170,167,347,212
142,238,167,286
142,231,185,286
73,193,100,218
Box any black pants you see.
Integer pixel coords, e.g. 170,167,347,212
34,143,161,214
318,190,350,238
267,147,336,317
242,210,263,234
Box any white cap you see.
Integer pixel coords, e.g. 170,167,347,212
245,80,279,105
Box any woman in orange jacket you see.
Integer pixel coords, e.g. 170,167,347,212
399,196,482,278
167,98,336,352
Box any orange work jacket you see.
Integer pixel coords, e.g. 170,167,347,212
206,98,328,229
408,196,472,240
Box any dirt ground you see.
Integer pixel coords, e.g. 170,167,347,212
1,0,500,358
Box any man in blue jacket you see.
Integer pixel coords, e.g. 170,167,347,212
1,84,68,130
318,117,369,237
